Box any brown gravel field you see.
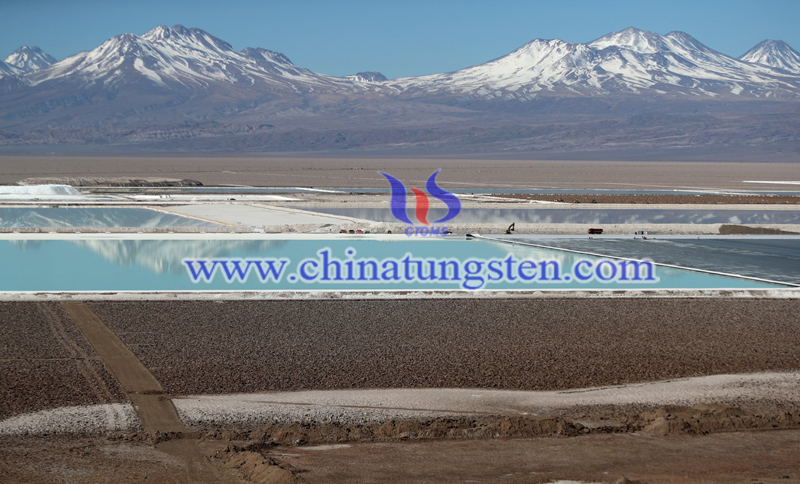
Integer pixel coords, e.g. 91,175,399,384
283,430,800,484
1,156,799,191
89,299,800,397
4,429,799,484
3,298,800,483
0,303,126,419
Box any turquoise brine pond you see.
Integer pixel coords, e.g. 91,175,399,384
1,237,787,292
0,207,221,228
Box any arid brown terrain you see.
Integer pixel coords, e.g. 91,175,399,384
1,156,799,191
2,298,800,483
2,156,799,483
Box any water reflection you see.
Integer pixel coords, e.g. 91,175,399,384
300,208,800,224
11,239,288,274
0,238,783,291
0,207,221,228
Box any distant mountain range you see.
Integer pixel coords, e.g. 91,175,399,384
394,28,800,98
1,25,798,159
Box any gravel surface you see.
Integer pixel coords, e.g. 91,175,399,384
0,403,139,435
0,303,127,419
0,302,95,359
90,299,800,396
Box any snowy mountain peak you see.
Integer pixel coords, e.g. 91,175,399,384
395,26,800,100
0,60,22,77
4,46,56,72
515,38,571,55
103,33,147,53
589,27,668,53
7,24,800,107
240,47,294,67
142,24,235,53
346,71,388,83
141,24,189,41
740,39,800,73
25,24,363,95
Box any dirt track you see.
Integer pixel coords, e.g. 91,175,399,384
60,302,185,434
60,302,251,484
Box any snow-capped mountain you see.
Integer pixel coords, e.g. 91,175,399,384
345,71,388,83
0,25,798,156
25,25,369,95
740,40,800,74
0,60,23,77
8,25,800,102
393,27,800,99
4,46,56,72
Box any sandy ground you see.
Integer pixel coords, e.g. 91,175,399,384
1,156,800,191
2,294,800,482
282,430,800,484
1,429,799,484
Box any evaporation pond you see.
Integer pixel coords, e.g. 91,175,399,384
0,207,221,228
299,207,800,224
0,236,785,292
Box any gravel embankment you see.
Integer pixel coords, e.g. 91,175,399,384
90,299,800,396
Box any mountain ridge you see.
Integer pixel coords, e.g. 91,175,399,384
740,39,800,74
391,27,799,99
0,25,798,158
4,46,56,72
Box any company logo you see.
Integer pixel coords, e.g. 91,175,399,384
379,170,461,236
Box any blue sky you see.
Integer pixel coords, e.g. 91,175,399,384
1,0,799,78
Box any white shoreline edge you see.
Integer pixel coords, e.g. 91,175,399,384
1,288,798,302
173,371,800,428
3,372,798,435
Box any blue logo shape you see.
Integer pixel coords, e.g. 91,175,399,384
379,172,413,224
426,170,461,224
379,170,461,226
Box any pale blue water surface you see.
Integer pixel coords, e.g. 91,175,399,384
299,207,800,225
1,237,785,292
0,207,221,228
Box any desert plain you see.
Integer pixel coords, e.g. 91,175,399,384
1,157,799,484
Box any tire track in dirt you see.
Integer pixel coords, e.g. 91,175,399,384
60,302,250,484
60,301,185,433
37,302,125,427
